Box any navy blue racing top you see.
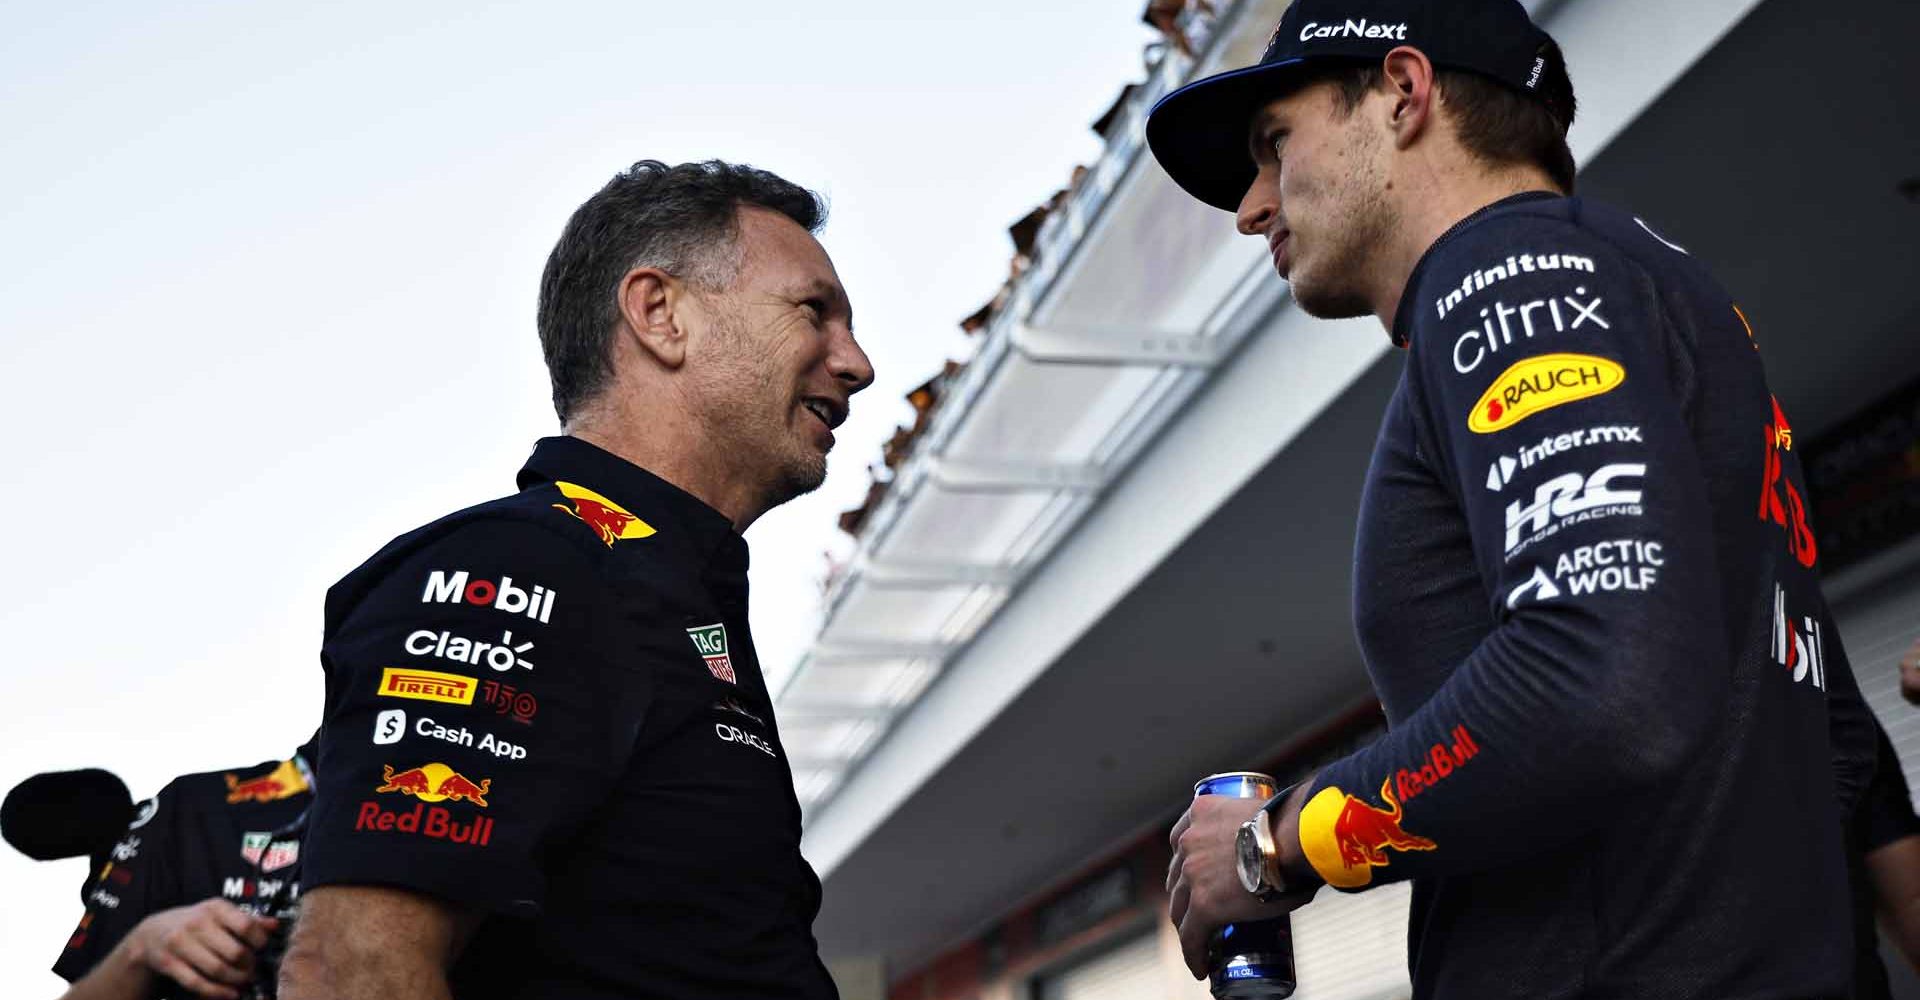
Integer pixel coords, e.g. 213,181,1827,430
1298,192,1876,999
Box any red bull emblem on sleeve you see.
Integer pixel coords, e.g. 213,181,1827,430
374,762,491,807
552,481,656,547
686,623,737,684
1299,777,1438,889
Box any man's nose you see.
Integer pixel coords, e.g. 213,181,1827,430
1235,166,1279,237
830,329,875,396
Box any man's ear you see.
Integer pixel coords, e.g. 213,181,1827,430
1380,46,1438,149
617,267,689,370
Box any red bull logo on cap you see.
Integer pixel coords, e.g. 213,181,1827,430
1299,777,1437,889
552,481,655,547
374,762,491,807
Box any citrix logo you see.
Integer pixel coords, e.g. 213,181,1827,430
421,571,555,623
1452,286,1611,375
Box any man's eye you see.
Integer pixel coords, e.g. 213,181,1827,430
1270,134,1286,159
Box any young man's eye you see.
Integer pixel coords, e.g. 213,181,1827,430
1270,133,1287,160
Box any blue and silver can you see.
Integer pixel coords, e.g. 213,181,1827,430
1193,772,1296,1000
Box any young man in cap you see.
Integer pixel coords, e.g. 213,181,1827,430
1153,1,1876,996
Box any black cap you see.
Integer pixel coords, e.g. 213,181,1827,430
1147,0,1563,211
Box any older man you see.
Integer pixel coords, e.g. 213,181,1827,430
278,160,872,1000
1149,1,1875,997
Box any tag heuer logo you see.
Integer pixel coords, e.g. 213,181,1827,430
687,623,736,684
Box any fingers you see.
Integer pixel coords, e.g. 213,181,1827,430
177,932,254,983
1168,872,1191,929
151,945,245,1000
1177,908,1212,979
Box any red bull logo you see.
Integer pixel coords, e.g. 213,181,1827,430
353,801,495,846
374,762,491,807
224,758,312,804
552,481,655,547
1299,777,1437,889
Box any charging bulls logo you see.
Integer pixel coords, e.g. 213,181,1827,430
1757,396,1817,568
224,758,311,804
1299,777,1437,888
551,481,656,547
375,763,491,807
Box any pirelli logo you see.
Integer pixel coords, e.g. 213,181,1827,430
378,668,476,706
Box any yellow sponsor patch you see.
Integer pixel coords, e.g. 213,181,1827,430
552,481,655,547
1468,353,1625,434
1298,778,1437,889
378,667,476,706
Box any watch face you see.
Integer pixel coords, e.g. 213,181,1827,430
1236,824,1264,893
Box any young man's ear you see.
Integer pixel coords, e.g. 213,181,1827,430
1380,46,1438,148
618,267,689,369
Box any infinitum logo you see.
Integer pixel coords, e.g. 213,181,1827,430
1435,252,1597,320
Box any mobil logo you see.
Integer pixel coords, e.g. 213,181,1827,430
421,570,555,624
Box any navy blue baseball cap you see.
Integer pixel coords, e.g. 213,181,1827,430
1147,0,1565,211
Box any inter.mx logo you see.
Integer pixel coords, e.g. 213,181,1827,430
1486,424,1642,491
1503,463,1645,558
421,570,555,623
687,623,736,684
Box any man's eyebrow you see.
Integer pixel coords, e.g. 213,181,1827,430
793,276,853,325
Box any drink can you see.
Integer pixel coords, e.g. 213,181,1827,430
1193,772,1296,1000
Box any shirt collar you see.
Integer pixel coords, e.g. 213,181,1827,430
516,436,749,582
1391,190,1566,348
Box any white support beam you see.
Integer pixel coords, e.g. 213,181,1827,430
809,640,954,663
1009,322,1230,368
927,457,1106,493
779,702,900,722
855,558,1018,589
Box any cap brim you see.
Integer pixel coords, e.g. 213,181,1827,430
1146,58,1314,213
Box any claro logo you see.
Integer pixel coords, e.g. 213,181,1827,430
1469,353,1625,434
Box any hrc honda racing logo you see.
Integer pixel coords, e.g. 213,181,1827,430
1503,462,1645,558
421,570,555,623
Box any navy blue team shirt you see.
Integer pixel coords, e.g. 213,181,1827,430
1293,192,1878,999
302,436,835,1000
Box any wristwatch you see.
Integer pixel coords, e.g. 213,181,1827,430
1236,789,1291,903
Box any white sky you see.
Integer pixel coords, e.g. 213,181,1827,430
0,1,1153,991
